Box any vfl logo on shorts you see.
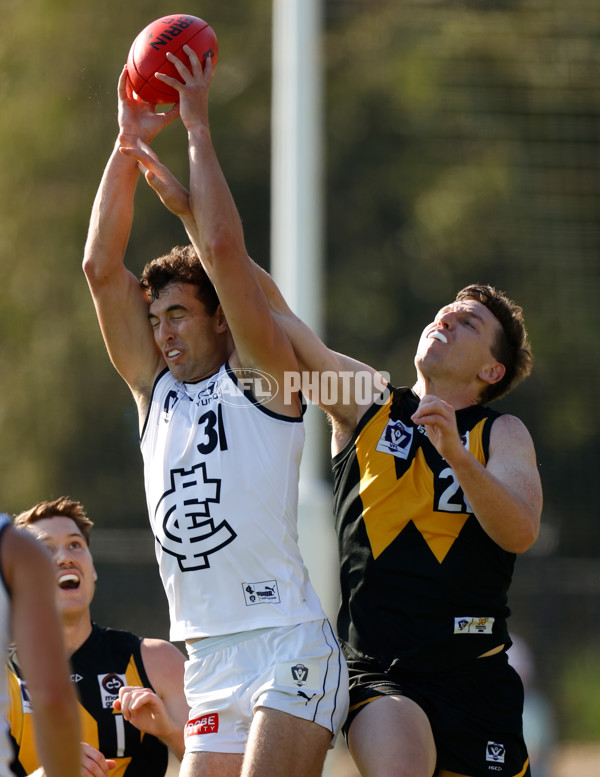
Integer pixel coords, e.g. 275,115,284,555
376,419,413,459
275,661,321,690
291,664,309,685
486,741,505,763
243,580,280,606
454,617,494,634
98,672,126,709
185,713,219,737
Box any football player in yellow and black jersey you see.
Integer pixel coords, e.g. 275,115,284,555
7,498,190,777
257,281,543,777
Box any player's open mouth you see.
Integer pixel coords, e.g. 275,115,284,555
429,331,448,344
58,572,81,590
166,349,182,359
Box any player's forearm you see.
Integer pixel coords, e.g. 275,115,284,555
446,448,540,553
33,699,81,777
83,142,140,282
187,127,246,278
158,723,186,762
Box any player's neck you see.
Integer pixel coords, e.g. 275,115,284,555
61,611,93,657
412,375,479,410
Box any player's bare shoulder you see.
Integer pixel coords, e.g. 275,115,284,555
489,412,537,457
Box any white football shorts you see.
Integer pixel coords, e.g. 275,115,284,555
183,619,349,754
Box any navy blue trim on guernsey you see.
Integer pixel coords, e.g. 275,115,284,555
0,514,10,596
140,361,305,442
225,362,305,422
140,366,224,442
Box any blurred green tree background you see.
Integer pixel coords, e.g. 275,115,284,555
1,0,598,743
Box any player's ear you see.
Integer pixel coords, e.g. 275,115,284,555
213,304,229,333
479,360,505,386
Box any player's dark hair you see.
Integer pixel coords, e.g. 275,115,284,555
455,284,532,403
140,244,220,315
14,497,94,546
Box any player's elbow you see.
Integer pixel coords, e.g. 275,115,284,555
509,513,541,555
82,253,102,286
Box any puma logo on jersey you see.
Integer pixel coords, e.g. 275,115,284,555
243,580,280,606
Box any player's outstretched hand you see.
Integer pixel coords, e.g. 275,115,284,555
154,44,213,134
118,141,191,219
117,66,181,146
114,685,175,741
80,742,116,777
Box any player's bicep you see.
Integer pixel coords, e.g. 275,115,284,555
88,267,163,392
140,639,189,726
487,415,543,520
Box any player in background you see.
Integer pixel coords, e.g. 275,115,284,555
123,51,543,777
8,497,189,777
0,513,80,777
83,45,347,777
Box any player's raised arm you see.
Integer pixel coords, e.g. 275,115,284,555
118,137,387,434
4,528,80,777
148,47,301,416
82,68,180,413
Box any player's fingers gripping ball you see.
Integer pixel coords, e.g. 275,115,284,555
127,14,218,104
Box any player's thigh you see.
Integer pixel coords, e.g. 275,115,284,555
242,706,331,777
347,695,437,777
180,750,243,777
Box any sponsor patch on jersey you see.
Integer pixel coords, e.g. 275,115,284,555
376,419,413,459
185,713,219,737
242,579,280,606
454,616,495,634
97,672,126,709
275,661,321,690
486,741,506,763
161,388,182,422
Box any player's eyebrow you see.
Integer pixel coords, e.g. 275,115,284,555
148,304,188,321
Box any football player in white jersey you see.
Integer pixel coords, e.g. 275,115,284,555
83,45,348,777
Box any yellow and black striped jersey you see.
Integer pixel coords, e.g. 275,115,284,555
7,623,169,777
334,386,514,672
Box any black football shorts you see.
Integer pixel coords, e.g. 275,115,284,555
344,646,530,777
